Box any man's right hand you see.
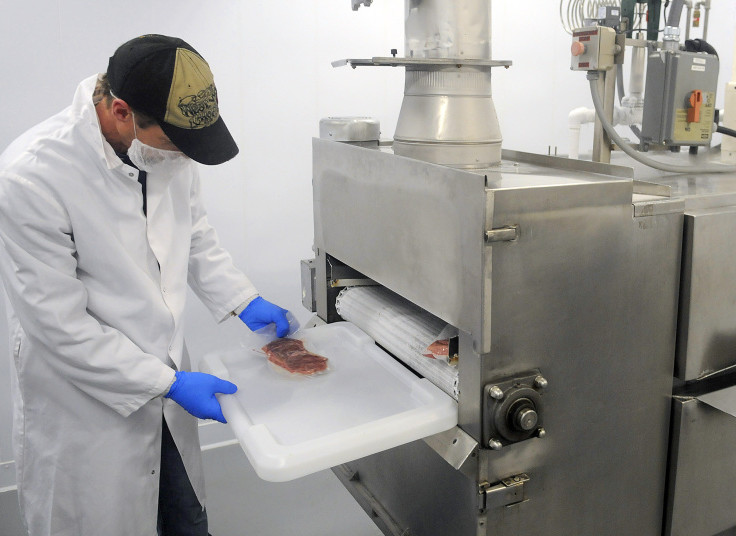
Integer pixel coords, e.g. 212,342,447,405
164,371,237,423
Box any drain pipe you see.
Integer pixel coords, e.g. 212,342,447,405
568,108,595,160
568,104,642,160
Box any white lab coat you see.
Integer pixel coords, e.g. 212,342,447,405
0,75,258,536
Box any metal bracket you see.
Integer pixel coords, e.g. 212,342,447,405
614,32,626,64
422,426,478,479
478,474,530,512
332,57,512,69
301,258,317,312
485,225,519,243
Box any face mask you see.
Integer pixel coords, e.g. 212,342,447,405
127,113,190,173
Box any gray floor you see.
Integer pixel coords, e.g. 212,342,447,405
0,443,381,536
0,488,24,536
203,442,382,536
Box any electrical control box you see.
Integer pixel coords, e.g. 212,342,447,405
641,49,719,148
570,26,616,71
595,5,622,32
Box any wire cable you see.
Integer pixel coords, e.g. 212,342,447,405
588,71,736,173
717,125,736,139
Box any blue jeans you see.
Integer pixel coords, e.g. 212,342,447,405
157,418,209,536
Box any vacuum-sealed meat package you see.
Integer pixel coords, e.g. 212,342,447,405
423,339,450,359
262,338,329,376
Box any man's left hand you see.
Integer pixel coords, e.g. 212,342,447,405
238,296,290,337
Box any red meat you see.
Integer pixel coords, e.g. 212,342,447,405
262,338,328,375
423,339,449,359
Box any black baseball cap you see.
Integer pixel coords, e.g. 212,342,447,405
107,34,238,165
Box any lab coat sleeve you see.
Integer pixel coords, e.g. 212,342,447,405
187,170,259,322
0,173,176,417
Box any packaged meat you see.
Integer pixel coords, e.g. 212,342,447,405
423,339,449,359
262,338,329,375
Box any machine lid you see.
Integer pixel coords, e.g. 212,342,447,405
200,321,458,482
697,384,736,418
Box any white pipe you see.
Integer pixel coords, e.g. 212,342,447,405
701,0,710,41
568,107,595,160
569,107,596,126
569,126,582,160
568,105,643,160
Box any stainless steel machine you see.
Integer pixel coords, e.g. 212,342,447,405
302,1,736,535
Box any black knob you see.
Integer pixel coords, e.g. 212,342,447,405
391,48,398,57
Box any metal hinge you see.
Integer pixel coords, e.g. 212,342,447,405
485,225,519,243
478,473,530,512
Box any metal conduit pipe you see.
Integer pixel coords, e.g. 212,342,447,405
666,0,686,27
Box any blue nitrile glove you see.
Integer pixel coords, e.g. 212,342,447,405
164,371,237,424
238,296,290,337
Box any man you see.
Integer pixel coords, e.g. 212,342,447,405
0,34,291,536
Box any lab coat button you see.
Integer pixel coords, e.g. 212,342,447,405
128,172,134,177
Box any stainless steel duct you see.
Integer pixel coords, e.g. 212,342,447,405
393,0,502,168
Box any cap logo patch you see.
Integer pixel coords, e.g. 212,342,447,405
165,48,220,130
178,84,218,128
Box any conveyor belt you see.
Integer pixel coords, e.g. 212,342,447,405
335,286,459,399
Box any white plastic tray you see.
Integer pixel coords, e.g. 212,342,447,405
200,322,458,482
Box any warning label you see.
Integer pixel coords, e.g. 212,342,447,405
672,91,716,144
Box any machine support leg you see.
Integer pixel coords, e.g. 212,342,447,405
593,70,616,163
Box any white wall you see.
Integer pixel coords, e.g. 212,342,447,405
0,0,403,472
491,1,736,156
0,0,734,492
